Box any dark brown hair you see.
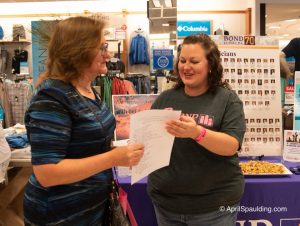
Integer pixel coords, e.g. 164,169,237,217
36,16,105,87
174,33,230,92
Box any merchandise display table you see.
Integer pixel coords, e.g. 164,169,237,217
119,157,300,226
0,158,32,226
238,157,300,226
2,157,300,226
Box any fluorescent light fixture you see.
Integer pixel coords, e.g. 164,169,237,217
164,0,172,7
162,23,169,26
269,25,281,29
152,0,161,7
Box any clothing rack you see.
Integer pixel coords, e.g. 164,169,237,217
13,74,32,82
126,73,147,78
101,73,125,79
0,73,31,82
135,27,143,33
166,74,177,82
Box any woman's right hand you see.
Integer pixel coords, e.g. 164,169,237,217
110,144,144,167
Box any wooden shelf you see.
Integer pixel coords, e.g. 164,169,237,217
0,40,31,45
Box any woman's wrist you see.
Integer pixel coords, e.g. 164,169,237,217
194,126,207,142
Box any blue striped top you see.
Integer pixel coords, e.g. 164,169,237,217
24,79,116,225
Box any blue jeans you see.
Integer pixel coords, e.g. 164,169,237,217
153,203,239,226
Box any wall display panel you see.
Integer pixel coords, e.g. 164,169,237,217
212,36,282,156
31,14,126,82
294,72,300,130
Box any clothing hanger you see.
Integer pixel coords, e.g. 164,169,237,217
135,27,144,34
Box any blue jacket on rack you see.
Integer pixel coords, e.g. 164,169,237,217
129,34,149,65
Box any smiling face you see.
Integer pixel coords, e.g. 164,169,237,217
178,43,209,95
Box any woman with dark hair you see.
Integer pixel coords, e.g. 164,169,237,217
148,34,245,226
24,16,144,226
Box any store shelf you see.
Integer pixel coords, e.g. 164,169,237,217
0,40,31,45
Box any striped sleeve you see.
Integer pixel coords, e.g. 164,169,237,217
25,93,72,165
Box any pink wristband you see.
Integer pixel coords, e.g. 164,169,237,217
194,128,207,142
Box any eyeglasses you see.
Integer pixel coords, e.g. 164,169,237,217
99,43,109,55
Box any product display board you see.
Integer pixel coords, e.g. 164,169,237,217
293,71,300,130
31,20,55,82
283,130,300,162
32,14,126,82
212,36,282,156
112,94,158,141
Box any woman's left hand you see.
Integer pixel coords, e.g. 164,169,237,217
165,115,200,139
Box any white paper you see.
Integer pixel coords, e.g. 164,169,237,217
130,110,181,184
112,140,132,177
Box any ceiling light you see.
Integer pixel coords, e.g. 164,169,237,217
164,0,172,7
152,0,161,7
269,26,281,29
265,14,268,18
283,34,290,37
162,23,170,26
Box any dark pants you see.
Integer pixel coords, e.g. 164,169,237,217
153,203,239,226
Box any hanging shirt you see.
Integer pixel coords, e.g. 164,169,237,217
5,80,32,125
0,49,8,73
129,34,149,65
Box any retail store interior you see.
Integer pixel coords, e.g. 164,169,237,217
1,0,300,226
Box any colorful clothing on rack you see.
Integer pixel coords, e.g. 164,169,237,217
126,76,151,94
95,76,137,110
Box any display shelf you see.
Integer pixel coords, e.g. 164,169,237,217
0,40,31,45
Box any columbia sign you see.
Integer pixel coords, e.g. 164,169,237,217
177,26,208,32
177,21,211,37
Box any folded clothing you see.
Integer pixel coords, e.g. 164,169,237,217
11,146,31,159
6,133,28,148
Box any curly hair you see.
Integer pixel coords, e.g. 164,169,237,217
174,33,230,92
35,16,105,87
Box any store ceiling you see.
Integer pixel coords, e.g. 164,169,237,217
8,0,299,41
148,0,177,35
0,0,86,1
266,4,300,39
3,0,177,36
